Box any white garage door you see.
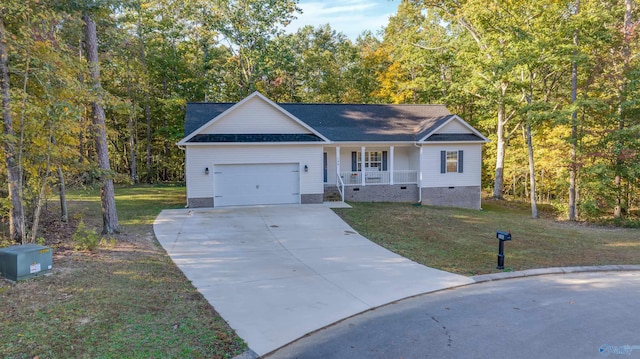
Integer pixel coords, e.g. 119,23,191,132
214,163,300,207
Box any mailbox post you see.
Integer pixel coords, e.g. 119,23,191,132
496,230,512,270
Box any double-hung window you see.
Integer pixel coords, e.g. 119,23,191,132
446,151,458,173
440,150,464,173
351,151,388,172
357,151,383,171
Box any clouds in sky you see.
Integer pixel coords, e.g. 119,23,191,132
287,0,398,40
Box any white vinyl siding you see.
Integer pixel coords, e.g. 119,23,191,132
185,145,323,200
421,144,482,187
201,96,311,134
436,119,470,134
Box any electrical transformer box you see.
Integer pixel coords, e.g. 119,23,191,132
0,244,53,281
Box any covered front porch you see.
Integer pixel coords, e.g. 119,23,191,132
323,145,422,202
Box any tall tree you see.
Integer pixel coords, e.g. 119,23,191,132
613,0,634,218
420,0,526,199
0,11,25,242
213,0,300,96
83,11,119,234
569,0,580,221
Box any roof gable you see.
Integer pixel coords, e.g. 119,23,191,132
201,95,311,134
417,115,489,143
179,92,329,144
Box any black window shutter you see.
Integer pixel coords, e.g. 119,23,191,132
351,152,357,171
440,151,446,173
382,151,388,171
458,150,464,173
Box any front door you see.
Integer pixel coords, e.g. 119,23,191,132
323,152,328,183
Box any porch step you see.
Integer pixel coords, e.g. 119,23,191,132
323,186,342,202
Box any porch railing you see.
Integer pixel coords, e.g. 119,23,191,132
336,173,345,202
393,170,419,184
339,170,418,186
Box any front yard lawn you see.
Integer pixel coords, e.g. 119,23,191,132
334,200,640,276
0,185,246,359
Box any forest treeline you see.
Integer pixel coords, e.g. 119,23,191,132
1,0,639,242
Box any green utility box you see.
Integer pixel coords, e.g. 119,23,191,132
0,244,53,281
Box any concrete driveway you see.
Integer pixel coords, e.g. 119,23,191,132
153,205,472,356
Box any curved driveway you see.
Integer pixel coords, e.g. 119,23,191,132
153,205,472,356
267,271,640,359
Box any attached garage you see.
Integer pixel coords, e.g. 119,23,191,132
213,163,300,207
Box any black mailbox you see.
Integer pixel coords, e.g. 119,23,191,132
496,230,511,269
497,231,511,241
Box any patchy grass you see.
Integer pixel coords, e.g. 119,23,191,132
334,200,640,276
0,185,246,359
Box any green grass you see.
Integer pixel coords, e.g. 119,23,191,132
3,188,637,357
0,185,246,359
67,184,187,228
334,200,640,276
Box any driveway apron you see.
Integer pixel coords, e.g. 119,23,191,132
153,205,473,356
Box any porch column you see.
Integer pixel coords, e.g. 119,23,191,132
361,146,366,186
389,146,394,185
336,146,341,185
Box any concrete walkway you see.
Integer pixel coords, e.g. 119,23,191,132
153,205,473,356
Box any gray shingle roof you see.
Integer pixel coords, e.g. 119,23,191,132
185,103,234,137
280,104,452,142
184,102,477,143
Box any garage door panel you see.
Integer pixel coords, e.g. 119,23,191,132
214,163,300,207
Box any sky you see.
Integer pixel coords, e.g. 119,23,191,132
286,0,400,40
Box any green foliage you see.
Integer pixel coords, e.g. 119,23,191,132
73,220,101,251
1,0,640,227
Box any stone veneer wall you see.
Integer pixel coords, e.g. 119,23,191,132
187,197,214,208
421,186,481,210
186,195,321,207
301,194,323,204
342,185,419,202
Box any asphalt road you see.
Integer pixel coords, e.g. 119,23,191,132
266,271,640,359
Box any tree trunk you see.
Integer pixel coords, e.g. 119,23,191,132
128,112,137,184
83,11,119,235
493,101,506,199
569,0,579,221
137,13,153,184
145,100,151,183
613,0,632,219
126,72,137,184
30,159,51,244
58,166,68,222
0,18,25,243
525,124,538,219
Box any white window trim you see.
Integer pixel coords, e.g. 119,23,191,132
446,151,458,173
357,151,383,171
